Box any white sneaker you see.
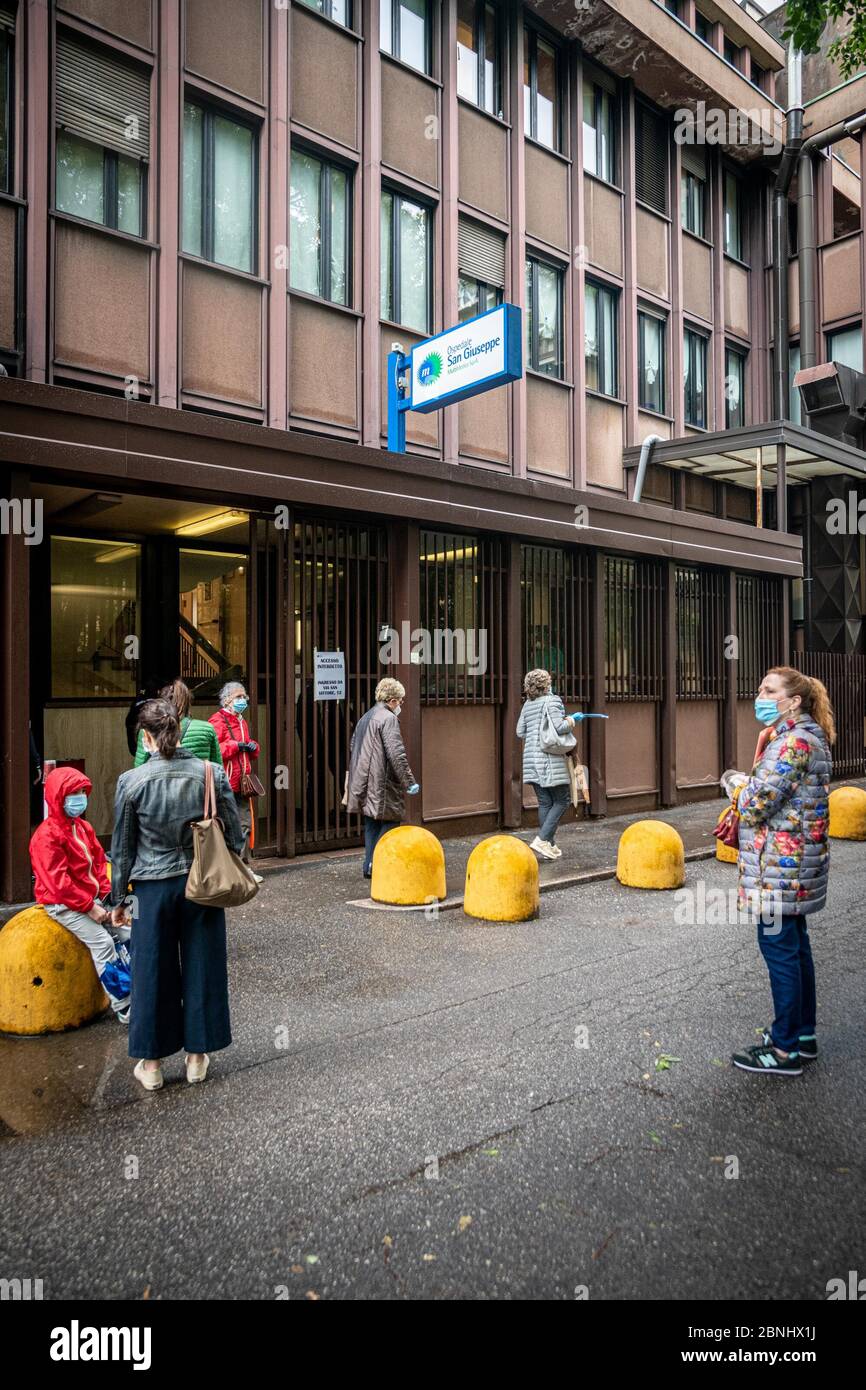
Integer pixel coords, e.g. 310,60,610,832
185,1053,210,1084
530,836,558,861
134,1059,163,1091
547,843,563,859
252,872,264,884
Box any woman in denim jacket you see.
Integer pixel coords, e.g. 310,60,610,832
724,667,834,1078
110,699,243,1092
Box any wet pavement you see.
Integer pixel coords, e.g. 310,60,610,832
1,791,865,1299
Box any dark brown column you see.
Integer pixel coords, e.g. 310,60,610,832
660,559,677,807
502,537,523,827
572,46,587,489
723,568,738,770
1,469,33,903
441,0,458,466
509,1,527,477
390,521,422,825
25,0,49,381
157,0,181,407
269,0,290,429
589,549,608,815
622,82,638,444
362,0,384,446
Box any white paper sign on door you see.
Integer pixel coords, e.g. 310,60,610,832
314,650,345,701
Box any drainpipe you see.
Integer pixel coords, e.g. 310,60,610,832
798,108,866,369
632,434,662,504
772,48,803,420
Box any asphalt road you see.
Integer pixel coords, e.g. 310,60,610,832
1,842,864,1301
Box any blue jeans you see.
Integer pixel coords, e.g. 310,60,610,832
531,783,570,845
364,818,399,874
757,913,817,1054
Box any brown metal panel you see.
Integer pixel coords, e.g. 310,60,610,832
589,548,608,814
660,559,677,806
502,536,522,826
390,521,422,825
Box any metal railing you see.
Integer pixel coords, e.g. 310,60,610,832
793,650,866,777
521,543,592,705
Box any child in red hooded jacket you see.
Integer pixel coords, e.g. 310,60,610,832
29,767,132,1021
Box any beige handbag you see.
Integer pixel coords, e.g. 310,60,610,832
185,761,260,908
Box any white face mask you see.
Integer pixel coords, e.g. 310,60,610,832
392,703,402,717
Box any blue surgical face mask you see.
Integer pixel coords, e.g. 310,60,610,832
64,793,88,818
232,697,248,714
755,696,794,726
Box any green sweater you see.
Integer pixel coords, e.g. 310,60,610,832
133,717,223,768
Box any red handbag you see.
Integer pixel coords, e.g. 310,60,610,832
713,802,740,848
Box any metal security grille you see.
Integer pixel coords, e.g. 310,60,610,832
605,555,665,701
793,651,866,777
675,565,726,699
56,32,150,160
736,573,782,698
521,544,592,705
419,530,505,704
635,102,667,214
294,520,389,849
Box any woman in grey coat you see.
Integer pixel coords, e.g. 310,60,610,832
347,677,419,878
723,666,834,1078
516,668,580,861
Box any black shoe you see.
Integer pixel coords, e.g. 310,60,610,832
363,867,372,880
732,1043,803,1076
761,1027,817,1061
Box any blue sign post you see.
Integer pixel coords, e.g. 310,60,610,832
387,303,522,453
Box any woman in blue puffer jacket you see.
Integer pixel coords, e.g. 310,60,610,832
723,666,834,1078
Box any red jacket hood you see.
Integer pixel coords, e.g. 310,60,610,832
44,766,93,818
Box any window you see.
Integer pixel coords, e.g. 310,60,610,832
298,0,351,26
638,310,666,413
789,343,801,424
54,34,149,236
723,37,738,67
684,328,707,428
183,100,256,274
290,149,351,306
0,5,13,193
788,192,798,254
695,10,711,43
723,169,744,259
827,324,862,370
681,148,706,238
635,103,668,214
525,255,563,377
725,346,746,428
583,75,616,184
458,216,504,322
380,0,430,76
381,188,431,333
664,0,680,14
457,0,501,117
524,28,560,151
585,279,617,397
50,536,141,699
751,60,766,91
179,548,248,698
833,186,860,238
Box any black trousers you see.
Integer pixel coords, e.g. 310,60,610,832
127,875,231,1060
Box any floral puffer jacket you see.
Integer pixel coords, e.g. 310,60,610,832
736,713,831,917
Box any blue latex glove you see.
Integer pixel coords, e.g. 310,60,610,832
407,783,420,795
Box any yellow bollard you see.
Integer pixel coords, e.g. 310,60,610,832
715,838,739,865
828,785,866,840
463,835,539,923
616,819,685,889
371,825,446,905
0,906,109,1035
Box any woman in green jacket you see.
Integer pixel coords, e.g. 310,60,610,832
133,679,223,768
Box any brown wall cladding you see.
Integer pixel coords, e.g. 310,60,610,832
585,394,624,490
54,223,150,381
605,702,658,796
459,385,509,464
458,104,508,221
182,262,262,407
291,6,358,149
585,176,622,277
421,705,499,818
290,297,358,430
526,375,571,478
0,203,16,351
675,699,721,787
682,234,713,322
185,0,264,103
58,0,153,49
379,325,438,449
724,260,749,339
821,236,861,325
381,61,439,189
525,143,568,251
636,206,669,299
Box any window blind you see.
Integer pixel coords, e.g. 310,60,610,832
458,217,506,288
56,32,150,161
635,103,667,214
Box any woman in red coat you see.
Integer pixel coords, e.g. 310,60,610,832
209,681,260,864
29,766,132,1019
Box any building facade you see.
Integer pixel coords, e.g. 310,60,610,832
0,0,864,902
